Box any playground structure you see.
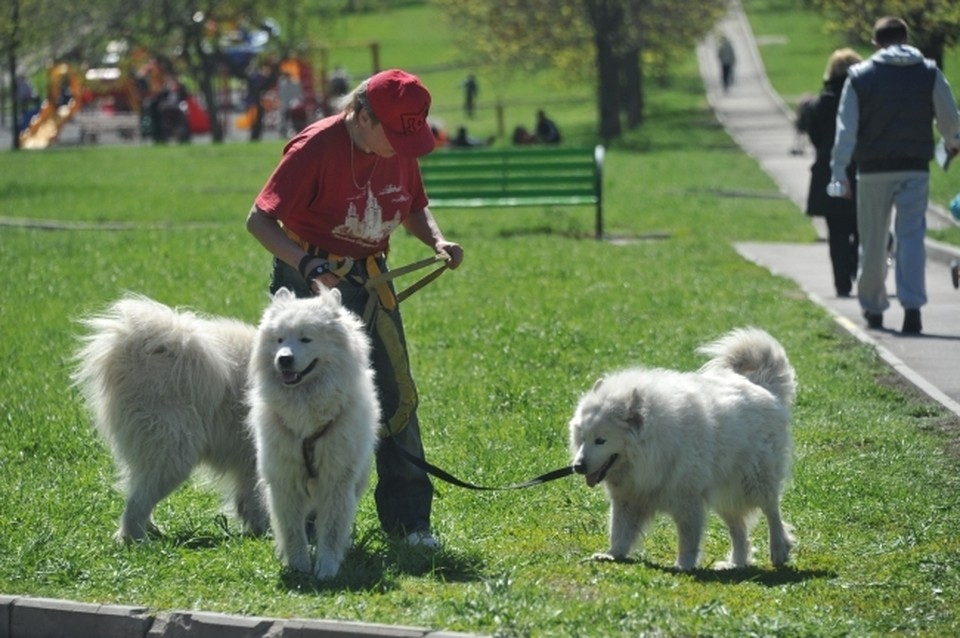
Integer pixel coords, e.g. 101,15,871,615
17,37,382,148
19,61,141,149
19,64,83,149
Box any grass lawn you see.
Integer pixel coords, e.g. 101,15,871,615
1,1,959,636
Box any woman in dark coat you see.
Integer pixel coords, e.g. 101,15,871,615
805,48,862,297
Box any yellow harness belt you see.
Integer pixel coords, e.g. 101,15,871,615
283,225,449,325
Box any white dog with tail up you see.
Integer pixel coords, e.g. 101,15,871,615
569,327,797,571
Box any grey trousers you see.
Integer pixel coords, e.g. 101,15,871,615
856,171,929,314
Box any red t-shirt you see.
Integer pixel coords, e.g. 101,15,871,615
255,112,429,258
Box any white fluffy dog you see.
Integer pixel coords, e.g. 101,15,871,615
569,327,797,571
72,295,269,541
247,287,380,580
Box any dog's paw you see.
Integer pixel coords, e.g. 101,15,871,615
114,520,163,543
314,557,341,581
285,554,312,575
589,551,627,563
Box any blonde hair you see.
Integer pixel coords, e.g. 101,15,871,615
823,48,862,81
337,80,380,125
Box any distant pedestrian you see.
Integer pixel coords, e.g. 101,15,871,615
804,49,862,298
247,62,277,142
791,93,816,155
535,109,561,144
277,71,303,137
831,17,960,333
462,74,478,119
329,65,350,97
717,35,736,91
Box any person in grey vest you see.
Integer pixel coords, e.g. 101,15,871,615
830,16,960,334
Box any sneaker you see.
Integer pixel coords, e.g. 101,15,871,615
405,530,440,550
863,311,883,329
902,309,922,334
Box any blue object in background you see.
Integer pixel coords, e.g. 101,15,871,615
950,194,960,221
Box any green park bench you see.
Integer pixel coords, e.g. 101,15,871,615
420,145,606,239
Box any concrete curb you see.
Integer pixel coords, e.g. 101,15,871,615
0,595,486,638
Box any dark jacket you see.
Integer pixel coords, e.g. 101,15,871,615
848,56,937,172
805,77,857,217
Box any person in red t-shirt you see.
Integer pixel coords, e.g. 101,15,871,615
247,69,464,550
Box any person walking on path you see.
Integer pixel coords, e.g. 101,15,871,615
830,16,960,333
246,69,465,550
805,49,862,298
717,35,736,92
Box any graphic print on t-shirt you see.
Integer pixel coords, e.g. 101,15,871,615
333,183,408,249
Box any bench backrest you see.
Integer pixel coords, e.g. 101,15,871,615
421,146,602,203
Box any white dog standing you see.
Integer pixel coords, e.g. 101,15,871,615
72,295,269,541
569,327,797,571
247,287,380,580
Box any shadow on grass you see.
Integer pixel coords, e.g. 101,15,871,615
640,558,837,586
689,564,837,586
158,514,261,550
276,533,486,593
588,555,835,586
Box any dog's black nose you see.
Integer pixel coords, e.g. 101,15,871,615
277,354,294,369
573,461,586,475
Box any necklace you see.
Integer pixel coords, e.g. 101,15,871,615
349,120,379,191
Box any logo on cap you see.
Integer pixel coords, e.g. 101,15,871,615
399,104,428,136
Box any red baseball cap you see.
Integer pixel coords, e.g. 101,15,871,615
366,69,435,158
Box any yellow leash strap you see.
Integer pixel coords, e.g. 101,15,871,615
361,252,450,325
282,225,355,277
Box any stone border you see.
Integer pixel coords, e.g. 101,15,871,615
0,595,485,638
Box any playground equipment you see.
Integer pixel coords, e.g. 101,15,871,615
19,61,143,149
19,64,83,149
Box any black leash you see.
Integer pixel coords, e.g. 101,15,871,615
387,434,574,491
366,253,574,490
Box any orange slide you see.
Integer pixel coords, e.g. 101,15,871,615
19,64,83,150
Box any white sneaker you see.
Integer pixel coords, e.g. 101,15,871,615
405,530,440,550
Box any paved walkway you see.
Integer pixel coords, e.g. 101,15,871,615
697,1,960,417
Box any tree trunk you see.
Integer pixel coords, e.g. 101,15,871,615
595,34,621,142
8,0,21,150
621,47,644,129
183,21,224,143
197,51,223,143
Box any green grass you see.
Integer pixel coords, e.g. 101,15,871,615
2,2,959,636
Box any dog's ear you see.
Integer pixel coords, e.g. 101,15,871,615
627,389,644,430
323,287,342,305
273,287,294,301
592,376,606,391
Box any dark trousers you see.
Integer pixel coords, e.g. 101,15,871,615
270,258,434,535
825,212,859,297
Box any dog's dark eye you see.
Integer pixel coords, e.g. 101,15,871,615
594,437,606,445
300,337,312,343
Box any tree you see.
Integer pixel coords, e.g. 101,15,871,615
435,0,725,141
1,0,24,150
110,0,277,143
813,0,960,69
